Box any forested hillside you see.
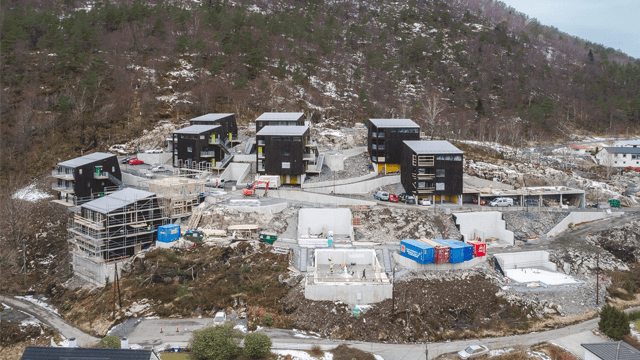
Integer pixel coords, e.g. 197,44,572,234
1,0,639,180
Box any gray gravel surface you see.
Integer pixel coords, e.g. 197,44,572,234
504,211,570,239
108,318,142,338
305,152,373,183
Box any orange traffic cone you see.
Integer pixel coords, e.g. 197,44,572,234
160,326,163,333
176,325,179,332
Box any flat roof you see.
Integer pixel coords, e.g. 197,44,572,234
173,125,220,134
403,140,463,154
82,188,155,214
58,152,116,168
256,112,305,121
190,113,234,122
369,118,419,128
257,125,309,136
604,147,640,154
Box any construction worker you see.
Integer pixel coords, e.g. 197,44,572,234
362,269,366,279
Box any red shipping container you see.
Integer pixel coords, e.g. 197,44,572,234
418,239,450,263
468,240,486,257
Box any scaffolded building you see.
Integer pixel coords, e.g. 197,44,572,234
147,177,206,219
67,188,168,286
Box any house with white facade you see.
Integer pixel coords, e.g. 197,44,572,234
596,147,640,168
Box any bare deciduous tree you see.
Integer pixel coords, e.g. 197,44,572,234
423,92,446,139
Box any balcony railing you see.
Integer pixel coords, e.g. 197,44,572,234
258,165,265,172
416,173,435,179
200,151,216,158
303,153,316,161
257,153,265,159
52,183,74,193
93,171,108,179
52,170,74,180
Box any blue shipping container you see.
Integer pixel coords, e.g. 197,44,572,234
400,239,435,264
158,224,181,243
433,239,473,263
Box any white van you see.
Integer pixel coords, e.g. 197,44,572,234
489,198,514,207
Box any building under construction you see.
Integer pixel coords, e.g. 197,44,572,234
67,188,168,286
147,177,206,220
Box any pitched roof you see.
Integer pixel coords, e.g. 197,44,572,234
403,140,463,155
256,112,305,121
21,346,154,360
173,125,220,134
582,341,640,360
190,113,234,122
82,188,155,214
257,125,309,136
369,119,419,128
58,152,116,168
604,147,640,155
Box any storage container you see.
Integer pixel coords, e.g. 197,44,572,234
467,240,486,257
400,239,435,264
418,238,450,263
433,239,473,263
158,224,180,243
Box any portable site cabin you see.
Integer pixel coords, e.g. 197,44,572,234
433,239,473,264
400,239,434,264
418,238,450,263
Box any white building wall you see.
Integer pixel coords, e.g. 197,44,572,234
298,208,353,237
453,211,514,245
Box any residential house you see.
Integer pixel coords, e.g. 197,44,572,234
189,113,239,145
596,147,640,168
582,341,640,360
400,140,464,204
255,112,305,132
255,125,320,184
172,125,232,169
52,152,122,206
368,119,420,173
67,188,168,285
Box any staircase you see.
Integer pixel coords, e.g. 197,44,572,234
382,248,392,273
299,249,308,272
245,138,256,154
218,154,234,168
107,172,124,189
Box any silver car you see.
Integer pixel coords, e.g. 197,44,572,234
458,345,489,359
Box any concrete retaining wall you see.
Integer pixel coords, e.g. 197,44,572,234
394,252,487,270
231,155,256,163
453,211,514,245
136,152,172,165
302,172,378,189
547,211,623,237
323,147,367,171
224,201,288,214
298,208,353,238
220,162,251,182
493,251,557,271
269,190,377,206
305,282,392,305
315,249,376,265
463,175,515,190
307,175,401,195
122,172,149,188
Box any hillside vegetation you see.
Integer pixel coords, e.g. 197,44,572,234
2,0,640,180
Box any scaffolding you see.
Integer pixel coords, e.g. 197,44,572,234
67,192,169,285
147,177,206,219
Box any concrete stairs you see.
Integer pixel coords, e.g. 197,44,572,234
300,248,308,272
107,172,124,189
382,248,392,273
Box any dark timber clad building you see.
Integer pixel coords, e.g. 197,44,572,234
255,112,305,132
401,140,463,203
52,152,122,204
367,119,420,173
172,125,230,168
189,113,239,144
256,125,317,185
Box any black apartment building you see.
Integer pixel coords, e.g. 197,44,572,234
189,113,239,144
172,125,227,168
255,112,305,132
52,152,122,203
256,125,314,185
400,140,463,203
367,119,420,173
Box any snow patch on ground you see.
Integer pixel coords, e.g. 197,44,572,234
489,348,514,357
505,268,579,286
273,350,333,360
12,183,53,202
15,295,60,315
234,324,247,333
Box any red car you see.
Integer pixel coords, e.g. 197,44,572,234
128,158,144,165
389,193,399,202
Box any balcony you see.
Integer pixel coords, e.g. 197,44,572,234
258,165,265,172
208,138,222,145
416,173,435,179
257,152,265,159
52,170,74,180
303,153,316,161
305,140,318,148
416,187,435,193
52,183,74,193
200,151,216,158
93,171,108,179
257,140,265,146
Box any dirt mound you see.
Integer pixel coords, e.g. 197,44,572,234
355,208,462,242
281,275,530,343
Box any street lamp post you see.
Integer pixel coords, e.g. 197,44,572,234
392,267,396,323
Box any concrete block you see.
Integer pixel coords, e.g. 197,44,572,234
453,211,514,245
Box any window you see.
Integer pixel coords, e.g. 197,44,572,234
417,182,425,188
112,166,115,172
436,183,445,191
174,149,178,154
200,135,205,140
436,169,445,177
445,156,453,161
79,169,83,175
293,137,301,142
281,149,290,156
417,168,426,174
454,156,462,161
436,156,444,161
282,162,290,169
187,147,193,153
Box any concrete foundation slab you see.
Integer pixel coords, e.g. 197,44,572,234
393,252,486,270
494,251,557,272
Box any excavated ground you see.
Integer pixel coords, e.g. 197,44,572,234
354,208,463,242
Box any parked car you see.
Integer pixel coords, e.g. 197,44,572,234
120,157,133,164
489,197,513,207
457,345,488,359
398,193,408,202
405,195,416,204
420,198,431,206
389,194,399,202
150,165,168,173
146,148,163,154
374,191,389,201
128,158,144,165
213,311,227,325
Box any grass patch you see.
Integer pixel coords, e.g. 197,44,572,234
160,353,195,360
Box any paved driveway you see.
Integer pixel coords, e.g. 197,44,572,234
552,331,606,359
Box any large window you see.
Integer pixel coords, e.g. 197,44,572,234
436,169,445,177
281,149,290,156
187,147,193,153
436,183,445,191
282,162,291,169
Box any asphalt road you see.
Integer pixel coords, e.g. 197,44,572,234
0,295,99,347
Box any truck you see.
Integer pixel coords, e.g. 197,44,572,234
256,175,280,189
